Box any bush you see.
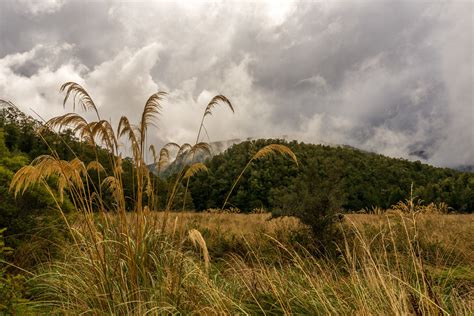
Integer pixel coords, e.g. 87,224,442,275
271,158,346,254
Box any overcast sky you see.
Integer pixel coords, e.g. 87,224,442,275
0,0,472,167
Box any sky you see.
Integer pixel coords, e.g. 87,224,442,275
0,0,472,167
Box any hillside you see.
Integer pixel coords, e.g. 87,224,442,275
189,139,474,212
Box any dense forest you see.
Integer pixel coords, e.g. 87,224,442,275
189,139,474,212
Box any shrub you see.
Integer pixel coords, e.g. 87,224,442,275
271,158,346,254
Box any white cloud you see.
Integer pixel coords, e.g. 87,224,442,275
0,44,84,119
17,0,64,15
86,43,162,118
428,2,474,166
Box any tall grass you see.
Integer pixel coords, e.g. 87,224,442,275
8,82,320,314
18,211,473,314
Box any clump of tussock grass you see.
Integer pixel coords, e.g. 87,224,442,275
188,228,210,273
27,220,238,314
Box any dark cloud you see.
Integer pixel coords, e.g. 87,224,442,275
0,0,472,167
0,0,125,67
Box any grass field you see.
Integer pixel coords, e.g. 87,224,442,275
26,211,468,315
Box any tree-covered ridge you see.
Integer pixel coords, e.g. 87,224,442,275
2,101,473,217
189,139,474,212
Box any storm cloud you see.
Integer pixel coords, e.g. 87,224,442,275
0,0,472,167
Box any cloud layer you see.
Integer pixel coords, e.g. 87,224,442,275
0,0,472,167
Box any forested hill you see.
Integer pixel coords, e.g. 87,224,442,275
1,102,473,216
189,139,474,212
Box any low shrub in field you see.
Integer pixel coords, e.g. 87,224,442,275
271,157,346,255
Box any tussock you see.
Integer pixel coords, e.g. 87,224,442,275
60,82,100,118
252,143,298,166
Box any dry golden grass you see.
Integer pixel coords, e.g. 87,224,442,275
346,213,474,264
62,211,474,314
118,212,473,254
140,211,301,239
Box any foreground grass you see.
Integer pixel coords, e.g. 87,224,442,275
12,212,471,315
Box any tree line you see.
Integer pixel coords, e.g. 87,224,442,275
189,139,474,213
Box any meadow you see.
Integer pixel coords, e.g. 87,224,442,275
10,210,472,314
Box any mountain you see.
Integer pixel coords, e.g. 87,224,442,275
3,103,472,214
148,138,248,177
150,136,365,177
455,165,474,173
